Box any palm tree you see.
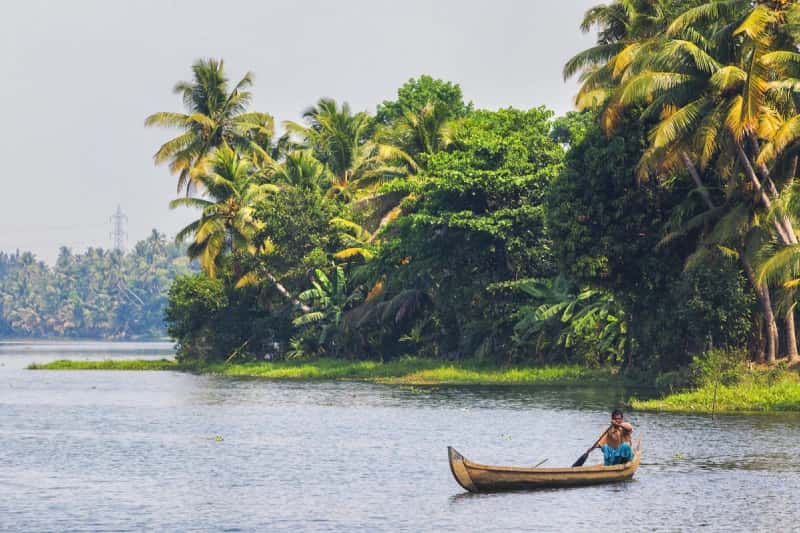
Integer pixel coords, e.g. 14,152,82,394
266,150,329,191
375,100,455,164
286,98,416,201
146,58,276,192
170,144,278,278
569,0,800,362
564,1,686,113
565,1,724,208
757,183,800,362
642,1,800,360
330,217,377,262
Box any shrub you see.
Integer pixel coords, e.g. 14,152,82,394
689,348,746,388
654,367,693,393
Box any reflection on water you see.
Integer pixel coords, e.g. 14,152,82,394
1,340,800,531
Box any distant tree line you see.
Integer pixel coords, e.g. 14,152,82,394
0,231,191,339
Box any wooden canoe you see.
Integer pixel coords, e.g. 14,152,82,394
448,445,640,493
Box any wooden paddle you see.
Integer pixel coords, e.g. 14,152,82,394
571,425,612,467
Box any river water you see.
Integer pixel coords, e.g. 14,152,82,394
1,341,799,532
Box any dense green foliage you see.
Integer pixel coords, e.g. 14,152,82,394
365,108,563,361
0,231,190,339
547,112,754,371
564,0,800,367
148,65,764,374
149,1,800,392
374,75,472,127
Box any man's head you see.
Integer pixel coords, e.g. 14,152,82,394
611,409,623,423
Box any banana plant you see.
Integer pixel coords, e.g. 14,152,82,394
511,276,626,363
292,266,361,356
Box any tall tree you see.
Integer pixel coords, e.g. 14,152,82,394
375,75,472,125
146,58,276,192
375,101,455,165
171,144,278,278
286,98,415,201
567,0,800,362
266,150,328,192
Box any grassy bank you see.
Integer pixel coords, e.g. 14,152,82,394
29,357,622,386
30,356,800,412
631,368,800,413
28,359,179,370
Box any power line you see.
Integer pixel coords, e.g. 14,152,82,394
109,205,128,252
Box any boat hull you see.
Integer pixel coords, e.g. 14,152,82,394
448,446,640,493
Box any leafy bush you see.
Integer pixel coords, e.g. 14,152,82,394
654,367,693,393
689,348,746,388
164,274,227,361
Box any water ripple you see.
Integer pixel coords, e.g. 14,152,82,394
1,341,800,531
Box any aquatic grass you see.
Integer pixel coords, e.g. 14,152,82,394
380,363,618,385
631,371,800,413
28,359,179,371
30,356,622,386
206,358,619,385
203,357,441,380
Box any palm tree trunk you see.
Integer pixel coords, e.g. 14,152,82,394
755,315,766,363
787,156,800,364
742,255,778,363
681,152,715,210
263,271,311,313
736,143,795,244
747,137,799,244
764,287,778,364
736,143,773,206
742,141,800,359
681,153,780,361
787,308,799,362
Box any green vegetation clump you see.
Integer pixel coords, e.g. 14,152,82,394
632,365,800,413
28,359,179,371
147,53,774,380
30,356,620,386
630,350,800,413
210,358,618,385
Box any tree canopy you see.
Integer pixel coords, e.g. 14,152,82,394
148,9,800,376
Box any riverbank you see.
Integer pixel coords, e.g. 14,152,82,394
28,357,623,386
632,365,800,413
28,356,800,412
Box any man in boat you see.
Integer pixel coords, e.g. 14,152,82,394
596,409,634,466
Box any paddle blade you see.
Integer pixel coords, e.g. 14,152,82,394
571,452,589,467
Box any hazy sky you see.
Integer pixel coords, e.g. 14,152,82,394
2,0,597,264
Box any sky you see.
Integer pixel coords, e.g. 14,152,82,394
2,0,598,264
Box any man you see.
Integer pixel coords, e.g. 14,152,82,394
596,409,634,466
